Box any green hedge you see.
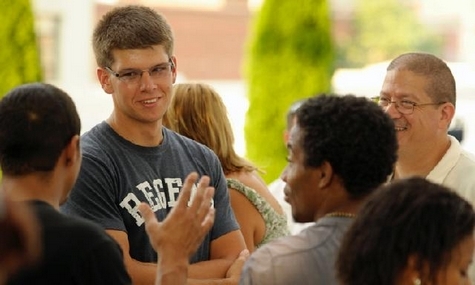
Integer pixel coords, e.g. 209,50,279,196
0,0,43,98
244,0,334,183
0,0,42,179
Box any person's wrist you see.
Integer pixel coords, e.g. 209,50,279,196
157,257,189,279
158,251,189,269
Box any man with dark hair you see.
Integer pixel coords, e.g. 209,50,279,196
239,94,398,284
60,5,245,284
0,83,131,284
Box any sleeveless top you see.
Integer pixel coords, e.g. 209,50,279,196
227,178,290,247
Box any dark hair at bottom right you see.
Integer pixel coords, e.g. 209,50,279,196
337,177,475,285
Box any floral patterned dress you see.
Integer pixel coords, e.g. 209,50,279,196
227,178,290,247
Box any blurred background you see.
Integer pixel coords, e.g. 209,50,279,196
4,0,475,182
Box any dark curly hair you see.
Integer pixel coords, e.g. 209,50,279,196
296,94,397,197
0,83,81,175
337,177,475,285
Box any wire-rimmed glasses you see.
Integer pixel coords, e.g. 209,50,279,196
371,97,446,115
105,59,174,85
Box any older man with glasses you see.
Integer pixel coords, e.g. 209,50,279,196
376,52,475,203
377,52,475,281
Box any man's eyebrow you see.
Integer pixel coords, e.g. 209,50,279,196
153,62,170,67
118,62,170,72
379,91,413,98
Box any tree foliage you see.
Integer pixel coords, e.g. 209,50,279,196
0,0,43,97
337,0,443,68
244,0,334,183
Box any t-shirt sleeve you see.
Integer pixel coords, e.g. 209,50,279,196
61,150,126,231
208,152,241,240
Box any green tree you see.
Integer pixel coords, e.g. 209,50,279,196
337,0,443,68
244,0,334,183
0,0,43,97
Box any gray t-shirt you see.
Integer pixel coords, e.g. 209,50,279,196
61,122,239,263
239,216,354,285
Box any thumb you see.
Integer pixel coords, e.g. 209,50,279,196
237,249,250,262
226,249,250,279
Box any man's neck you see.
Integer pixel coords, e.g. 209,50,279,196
315,185,368,221
107,113,163,147
395,136,451,179
1,175,60,210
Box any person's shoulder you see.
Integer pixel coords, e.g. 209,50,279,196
80,122,106,147
80,122,122,159
459,148,475,166
251,232,314,260
81,121,108,141
164,127,200,146
164,127,215,155
46,208,113,241
32,202,118,247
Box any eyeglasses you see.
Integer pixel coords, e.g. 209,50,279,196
105,59,174,85
371,97,446,115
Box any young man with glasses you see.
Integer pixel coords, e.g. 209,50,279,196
376,52,475,204
61,5,246,285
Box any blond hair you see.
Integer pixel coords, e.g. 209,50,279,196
164,83,257,174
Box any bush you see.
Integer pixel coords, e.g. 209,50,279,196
244,0,334,183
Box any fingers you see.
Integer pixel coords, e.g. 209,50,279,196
187,175,211,213
194,185,214,222
175,172,199,209
238,249,250,261
138,202,157,226
226,249,250,280
201,207,215,231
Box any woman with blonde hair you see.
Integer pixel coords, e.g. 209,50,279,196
164,83,289,251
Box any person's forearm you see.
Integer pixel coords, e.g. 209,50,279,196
188,259,232,279
188,277,234,285
125,259,158,285
156,259,237,285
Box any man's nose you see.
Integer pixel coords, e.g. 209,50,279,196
139,71,156,91
384,101,402,118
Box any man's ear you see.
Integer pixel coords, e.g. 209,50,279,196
170,56,177,84
440,102,455,130
283,130,290,144
63,135,81,167
318,161,334,188
97,67,114,94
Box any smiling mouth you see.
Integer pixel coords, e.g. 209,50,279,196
141,98,158,104
393,120,408,131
